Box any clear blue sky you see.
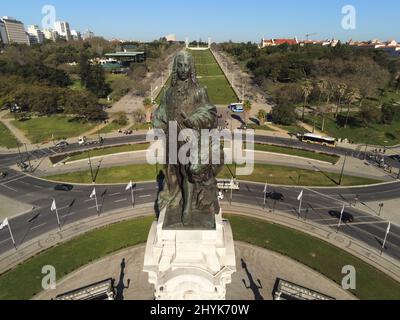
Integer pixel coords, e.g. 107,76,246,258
1,0,399,42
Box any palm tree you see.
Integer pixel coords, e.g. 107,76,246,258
335,83,348,118
143,97,153,123
300,80,313,120
317,79,328,104
257,109,267,125
344,88,361,128
243,100,252,123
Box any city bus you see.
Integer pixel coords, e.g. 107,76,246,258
300,133,337,147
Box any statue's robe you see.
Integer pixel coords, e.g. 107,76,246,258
152,79,223,229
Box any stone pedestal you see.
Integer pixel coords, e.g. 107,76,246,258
143,208,236,300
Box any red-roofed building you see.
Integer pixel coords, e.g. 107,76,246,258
260,37,299,48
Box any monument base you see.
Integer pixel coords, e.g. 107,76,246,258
143,208,236,300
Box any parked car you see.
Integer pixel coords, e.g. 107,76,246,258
228,103,244,113
329,210,354,223
55,141,69,149
54,184,74,191
265,192,285,201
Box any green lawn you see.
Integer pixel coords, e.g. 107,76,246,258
12,116,97,144
46,163,157,184
96,122,126,134
0,215,398,300
67,143,150,162
276,124,308,135
0,216,153,300
248,124,276,131
229,215,400,300
254,144,340,164
190,49,238,105
155,50,237,105
305,114,400,146
45,163,380,186
0,122,20,148
219,163,380,186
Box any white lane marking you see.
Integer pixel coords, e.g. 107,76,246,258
136,188,144,191
114,199,127,203
88,206,99,210
0,238,11,245
84,199,93,203
327,221,389,227
31,223,47,230
2,175,25,184
110,193,121,196
0,184,18,192
60,212,77,218
139,195,151,198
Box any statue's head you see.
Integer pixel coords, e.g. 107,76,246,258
171,51,197,86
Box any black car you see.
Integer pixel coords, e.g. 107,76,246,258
265,192,285,201
54,184,74,191
329,210,354,223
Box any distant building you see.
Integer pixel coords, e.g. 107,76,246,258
43,28,59,42
83,29,95,40
70,30,82,41
54,21,71,41
27,25,45,44
165,34,177,42
2,16,29,45
0,19,8,45
260,37,299,48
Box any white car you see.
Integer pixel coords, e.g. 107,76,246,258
217,179,240,191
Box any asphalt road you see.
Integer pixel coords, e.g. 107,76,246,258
0,167,399,262
1,132,398,168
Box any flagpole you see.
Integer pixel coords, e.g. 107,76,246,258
95,192,99,215
52,199,61,230
263,179,268,209
381,223,391,254
337,204,345,233
131,183,135,208
8,224,17,250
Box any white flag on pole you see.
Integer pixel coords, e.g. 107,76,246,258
297,190,304,201
51,199,57,212
90,187,96,199
386,222,391,235
0,218,8,230
126,181,133,191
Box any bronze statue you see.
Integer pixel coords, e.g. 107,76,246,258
152,51,223,229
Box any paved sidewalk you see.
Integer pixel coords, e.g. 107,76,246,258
34,242,355,300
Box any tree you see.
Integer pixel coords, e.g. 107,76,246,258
335,83,348,117
243,100,252,122
271,104,297,125
85,64,111,98
344,88,361,128
143,97,153,123
358,103,382,127
300,80,313,120
257,109,267,125
65,91,105,120
381,103,397,124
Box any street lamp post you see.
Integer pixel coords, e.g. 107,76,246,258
378,203,384,217
24,144,33,173
339,153,348,185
